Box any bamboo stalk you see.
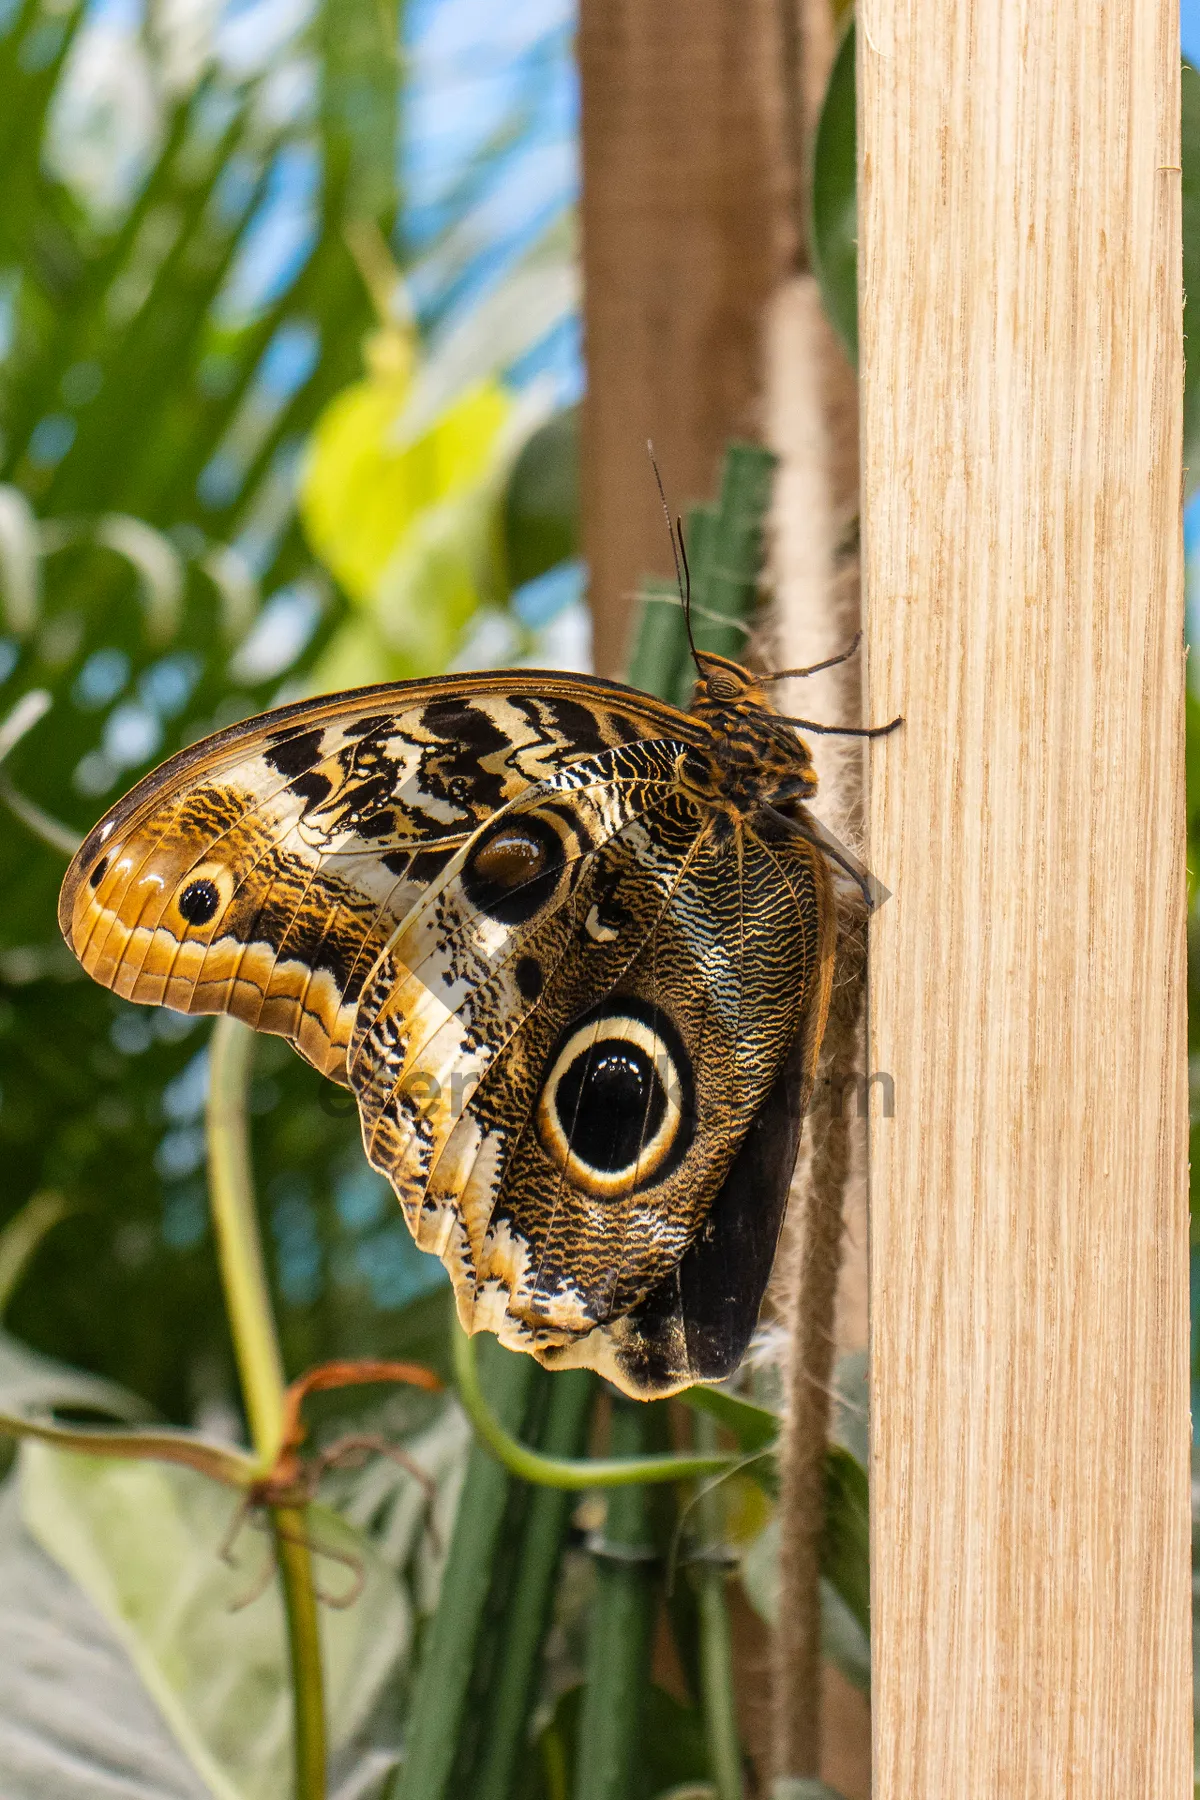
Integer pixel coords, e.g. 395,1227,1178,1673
858,0,1191,1789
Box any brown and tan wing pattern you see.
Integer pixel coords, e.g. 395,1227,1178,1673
58,673,697,1083
346,745,834,1397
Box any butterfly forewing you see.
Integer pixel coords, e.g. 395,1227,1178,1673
59,675,684,1083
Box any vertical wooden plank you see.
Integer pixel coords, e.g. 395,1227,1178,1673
577,0,786,675
858,0,1192,1792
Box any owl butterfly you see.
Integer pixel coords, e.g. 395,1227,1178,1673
59,652,879,1399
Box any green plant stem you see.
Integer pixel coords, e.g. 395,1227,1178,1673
452,1324,737,1489
693,1413,744,1800
206,1017,287,1468
0,1189,73,1318
697,1573,743,1800
274,1506,327,1800
206,1014,326,1800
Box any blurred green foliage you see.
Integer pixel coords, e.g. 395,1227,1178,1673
0,0,579,1428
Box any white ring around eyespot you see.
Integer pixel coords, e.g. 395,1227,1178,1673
535,1013,683,1198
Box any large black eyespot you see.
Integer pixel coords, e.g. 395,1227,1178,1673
88,856,108,889
462,813,566,924
178,878,220,925
554,1043,666,1173
536,998,695,1197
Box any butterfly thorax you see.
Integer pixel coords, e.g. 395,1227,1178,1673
684,654,818,813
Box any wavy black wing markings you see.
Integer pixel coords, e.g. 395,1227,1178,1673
538,818,835,1397
77,748,318,993
72,710,365,984
109,749,400,1024
462,810,760,1363
61,668,706,921
65,681,688,1071
347,742,693,1158
577,840,737,1342
344,744,714,1342
173,703,490,1027
404,791,712,1322
521,810,718,1307
344,744,693,1090
663,821,834,1386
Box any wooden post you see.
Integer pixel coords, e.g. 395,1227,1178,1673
577,0,786,675
858,1,1192,1792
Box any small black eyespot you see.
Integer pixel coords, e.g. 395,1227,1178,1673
515,956,543,1000
178,878,220,925
88,856,108,889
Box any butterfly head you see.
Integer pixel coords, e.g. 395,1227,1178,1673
688,652,819,802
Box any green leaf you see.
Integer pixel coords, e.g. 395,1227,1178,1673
822,1444,870,1638
520,1684,710,1800
677,1385,780,1457
771,1783,851,1800
503,405,579,590
318,0,402,225
739,1520,870,1694
0,1469,403,1800
811,19,858,364
21,1443,410,1800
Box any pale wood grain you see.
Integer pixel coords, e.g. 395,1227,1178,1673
858,2,1192,1792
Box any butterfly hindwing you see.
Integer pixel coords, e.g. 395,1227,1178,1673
346,749,834,1395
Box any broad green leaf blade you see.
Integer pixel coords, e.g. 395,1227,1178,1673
821,1444,869,1638
0,1473,210,1800
811,19,857,364
0,1471,403,1800
21,1445,411,1800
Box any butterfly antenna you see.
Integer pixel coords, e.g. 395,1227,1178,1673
647,441,701,671
764,632,862,681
